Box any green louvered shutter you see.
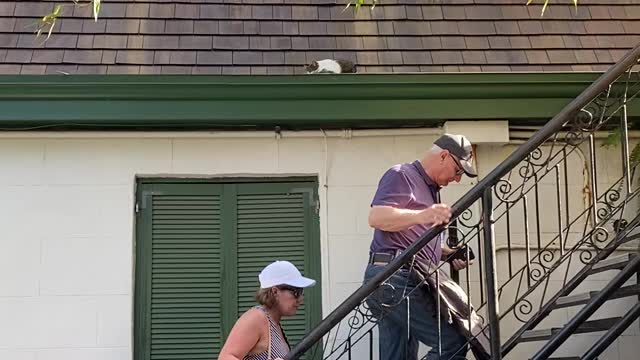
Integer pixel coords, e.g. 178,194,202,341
235,183,320,355
136,180,322,360
135,184,224,360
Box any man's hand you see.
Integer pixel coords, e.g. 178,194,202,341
442,244,474,271
450,259,468,271
419,203,452,226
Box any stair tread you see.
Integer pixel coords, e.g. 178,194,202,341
588,253,636,275
553,284,640,309
519,317,622,343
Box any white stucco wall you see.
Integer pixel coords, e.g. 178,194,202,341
0,129,637,360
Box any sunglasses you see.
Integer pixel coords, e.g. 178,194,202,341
277,285,304,299
448,153,465,176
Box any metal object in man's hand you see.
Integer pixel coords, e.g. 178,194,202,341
449,245,475,263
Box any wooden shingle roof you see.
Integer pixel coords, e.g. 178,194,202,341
0,0,638,75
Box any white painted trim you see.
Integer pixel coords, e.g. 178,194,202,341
444,120,510,144
0,128,442,139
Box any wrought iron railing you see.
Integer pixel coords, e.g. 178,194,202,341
286,43,640,360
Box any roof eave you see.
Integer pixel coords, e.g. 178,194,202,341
1,72,636,130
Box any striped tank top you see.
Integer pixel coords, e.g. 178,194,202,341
244,306,290,360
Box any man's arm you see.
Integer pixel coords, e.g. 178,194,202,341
368,204,452,232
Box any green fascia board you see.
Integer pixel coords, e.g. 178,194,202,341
0,73,637,129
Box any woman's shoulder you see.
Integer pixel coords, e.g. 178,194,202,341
219,307,270,359
237,307,269,328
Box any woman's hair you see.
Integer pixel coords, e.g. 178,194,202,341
255,287,277,308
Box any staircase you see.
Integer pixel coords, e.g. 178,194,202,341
285,44,640,360
510,218,640,360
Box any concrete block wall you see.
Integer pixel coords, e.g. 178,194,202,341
0,131,637,359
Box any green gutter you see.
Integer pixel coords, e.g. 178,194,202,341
0,73,637,130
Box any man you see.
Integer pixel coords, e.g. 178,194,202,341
364,133,477,360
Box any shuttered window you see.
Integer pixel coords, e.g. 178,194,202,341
135,180,321,360
236,183,319,347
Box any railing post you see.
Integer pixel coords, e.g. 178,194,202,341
448,218,460,283
482,188,502,360
588,134,599,228
620,91,631,195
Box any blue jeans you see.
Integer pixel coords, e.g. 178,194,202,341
364,264,468,360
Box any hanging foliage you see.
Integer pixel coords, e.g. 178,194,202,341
35,0,101,41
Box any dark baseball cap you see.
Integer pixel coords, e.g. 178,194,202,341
434,133,477,178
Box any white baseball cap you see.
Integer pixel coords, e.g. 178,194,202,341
258,260,316,289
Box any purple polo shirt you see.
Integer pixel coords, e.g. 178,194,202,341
369,160,443,265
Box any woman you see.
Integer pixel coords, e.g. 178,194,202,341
219,260,316,360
